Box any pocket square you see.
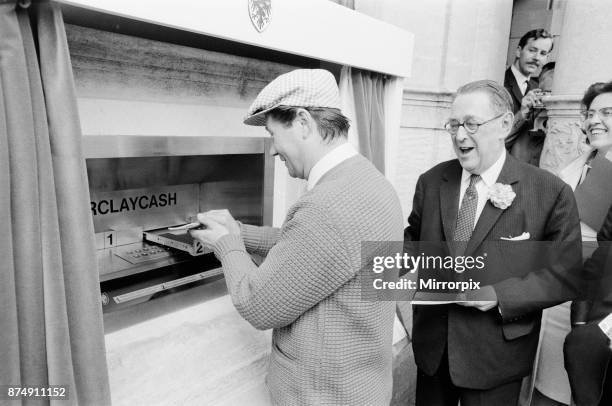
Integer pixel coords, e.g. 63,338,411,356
500,232,530,241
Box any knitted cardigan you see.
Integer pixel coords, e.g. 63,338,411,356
213,155,404,405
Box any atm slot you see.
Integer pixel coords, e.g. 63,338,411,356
144,228,210,256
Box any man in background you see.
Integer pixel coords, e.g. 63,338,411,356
505,29,554,165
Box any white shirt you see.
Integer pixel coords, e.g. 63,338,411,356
511,64,530,96
558,153,598,241
307,143,358,190
458,150,507,230
599,314,612,349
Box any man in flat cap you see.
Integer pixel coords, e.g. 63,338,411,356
190,69,403,405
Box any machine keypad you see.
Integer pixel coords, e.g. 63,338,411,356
114,243,173,264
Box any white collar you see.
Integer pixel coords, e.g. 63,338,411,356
510,64,530,88
461,149,507,188
307,143,358,190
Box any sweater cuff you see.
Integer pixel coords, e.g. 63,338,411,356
213,233,246,260
240,223,261,246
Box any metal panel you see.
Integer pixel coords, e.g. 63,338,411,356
57,0,414,77
84,135,272,285
90,184,199,233
262,138,275,226
111,268,223,304
82,135,265,158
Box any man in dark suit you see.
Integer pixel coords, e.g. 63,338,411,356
565,205,612,406
504,29,554,166
404,79,582,405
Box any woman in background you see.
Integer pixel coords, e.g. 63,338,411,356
532,80,612,406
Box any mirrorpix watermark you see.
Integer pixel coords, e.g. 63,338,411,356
360,240,584,302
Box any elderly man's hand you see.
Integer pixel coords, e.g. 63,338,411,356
456,285,498,312
189,209,240,248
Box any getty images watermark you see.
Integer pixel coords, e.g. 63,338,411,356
360,240,584,302
372,251,486,292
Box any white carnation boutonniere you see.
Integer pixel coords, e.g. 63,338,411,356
487,183,516,210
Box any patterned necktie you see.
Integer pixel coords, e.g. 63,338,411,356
454,174,481,241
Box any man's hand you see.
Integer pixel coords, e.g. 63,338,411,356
456,285,498,312
189,209,240,248
520,88,543,116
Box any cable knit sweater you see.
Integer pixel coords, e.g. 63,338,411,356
212,155,404,405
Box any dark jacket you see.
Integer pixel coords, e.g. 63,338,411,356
503,67,544,166
565,204,612,406
404,153,582,389
504,67,537,114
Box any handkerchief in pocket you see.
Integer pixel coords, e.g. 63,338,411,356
500,232,530,241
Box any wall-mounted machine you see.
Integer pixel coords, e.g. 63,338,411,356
83,135,274,311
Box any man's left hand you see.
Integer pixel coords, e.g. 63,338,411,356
189,209,240,248
457,285,498,312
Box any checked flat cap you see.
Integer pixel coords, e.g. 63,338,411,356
244,69,342,126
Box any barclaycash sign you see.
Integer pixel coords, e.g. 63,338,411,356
91,192,177,216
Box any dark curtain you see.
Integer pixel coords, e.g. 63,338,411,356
351,68,386,174
0,1,111,405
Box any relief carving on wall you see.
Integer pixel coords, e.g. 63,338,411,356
539,120,591,176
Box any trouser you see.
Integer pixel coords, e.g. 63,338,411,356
416,348,522,406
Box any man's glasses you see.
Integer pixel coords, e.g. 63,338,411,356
444,112,505,135
581,107,612,121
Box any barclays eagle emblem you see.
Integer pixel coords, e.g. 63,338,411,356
248,0,271,33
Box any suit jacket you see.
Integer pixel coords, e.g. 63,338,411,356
504,67,537,115
564,323,612,406
504,67,544,165
575,152,612,232
404,153,582,389
579,204,612,324
566,204,612,406
570,153,612,326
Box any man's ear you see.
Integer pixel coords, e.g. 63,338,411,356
499,111,514,139
514,46,522,61
295,108,314,139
